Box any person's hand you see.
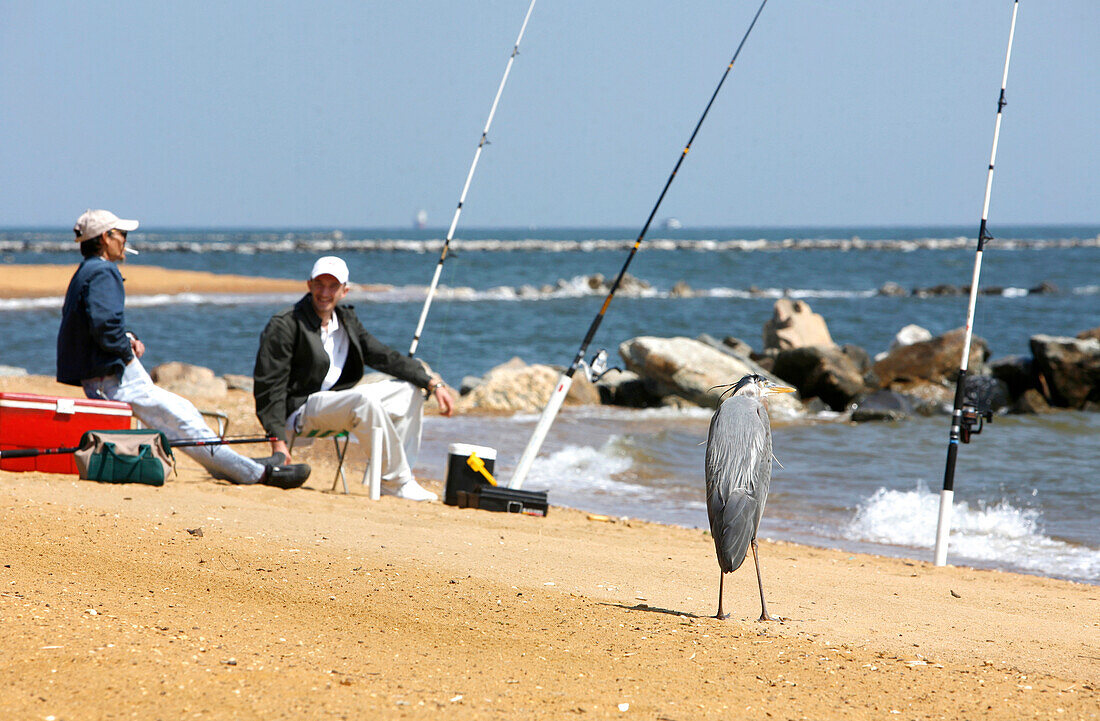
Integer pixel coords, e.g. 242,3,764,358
433,382,456,417
129,336,145,359
271,439,292,463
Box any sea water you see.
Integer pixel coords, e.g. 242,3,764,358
2,225,1097,583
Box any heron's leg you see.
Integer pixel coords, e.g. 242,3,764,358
715,572,729,620
751,538,780,622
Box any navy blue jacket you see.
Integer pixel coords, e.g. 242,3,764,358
56,257,134,386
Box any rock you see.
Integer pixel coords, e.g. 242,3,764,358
851,390,915,422
1029,334,1100,409
150,361,227,398
0,365,29,377
877,281,908,297
223,374,253,392
1029,281,1059,295
989,355,1035,400
889,324,933,352
841,344,872,374
596,370,663,408
723,336,754,357
1011,388,1053,415
1076,326,1100,342
761,298,835,351
771,345,868,411
913,284,964,298
669,281,694,297
456,357,599,413
459,375,483,396
871,328,989,389
695,333,753,361
618,336,802,415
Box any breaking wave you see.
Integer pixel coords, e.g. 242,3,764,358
845,482,1100,583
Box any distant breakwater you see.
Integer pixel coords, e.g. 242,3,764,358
3,235,1099,255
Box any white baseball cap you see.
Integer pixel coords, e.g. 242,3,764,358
73,209,139,242
309,256,349,284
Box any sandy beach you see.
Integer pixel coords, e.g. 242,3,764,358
2,265,1097,719
1,369,1097,720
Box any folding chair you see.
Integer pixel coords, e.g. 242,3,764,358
289,427,382,498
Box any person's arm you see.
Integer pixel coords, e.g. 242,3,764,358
356,327,433,388
254,315,296,448
84,265,133,363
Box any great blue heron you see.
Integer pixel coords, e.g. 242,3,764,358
705,374,795,621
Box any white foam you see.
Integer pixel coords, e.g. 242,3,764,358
524,440,643,496
846,482,1100,582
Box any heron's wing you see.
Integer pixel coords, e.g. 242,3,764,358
705,397,773,572
711,490,757,573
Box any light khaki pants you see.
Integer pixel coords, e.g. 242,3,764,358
290,380,424,486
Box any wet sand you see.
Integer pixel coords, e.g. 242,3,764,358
0,374,1096,719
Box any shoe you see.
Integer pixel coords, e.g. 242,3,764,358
251,452,287,467
384,479,438,502
260,463,311,489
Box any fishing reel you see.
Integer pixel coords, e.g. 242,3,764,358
578,349,621,383
958,405,993,444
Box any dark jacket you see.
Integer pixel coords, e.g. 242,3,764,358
254,294,432,442
56,257,134,386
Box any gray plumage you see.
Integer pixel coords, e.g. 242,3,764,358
704,374,793,620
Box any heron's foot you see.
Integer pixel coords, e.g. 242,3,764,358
715,611,730,620
757,612,782,622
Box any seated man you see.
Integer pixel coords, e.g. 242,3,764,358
254,256,456,501
57,209,311,489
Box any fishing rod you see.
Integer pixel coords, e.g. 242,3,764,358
0,435,277,460
408,0,538,357
934,0,1020,567
509,0,770,490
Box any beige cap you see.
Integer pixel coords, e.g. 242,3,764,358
74,209,139,242
309,256,349,284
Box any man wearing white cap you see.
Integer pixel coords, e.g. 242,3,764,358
57,209,311,489
254,255,456,501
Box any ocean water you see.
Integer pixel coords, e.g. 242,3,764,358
2,225,1098,584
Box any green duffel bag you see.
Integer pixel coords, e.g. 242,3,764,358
74,429,176,486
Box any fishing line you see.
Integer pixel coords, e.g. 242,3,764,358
509,0,770,489
934,0,1020,567
408,0,538,357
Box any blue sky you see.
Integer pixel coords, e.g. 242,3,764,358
1,1,1096,229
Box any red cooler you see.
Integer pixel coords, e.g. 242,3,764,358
0,393,133,474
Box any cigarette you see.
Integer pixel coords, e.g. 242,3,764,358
125,246,139,255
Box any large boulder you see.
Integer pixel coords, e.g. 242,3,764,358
618,336,802,415
456,357,599,413
1076,326,1100,342
850,390,916,422
871,328,989,390
150,361,228,398
595,369,663,408
1029,335,1100,409
771,345,868,411
696,333,753,360
989,355,1036,400
761,299,835,351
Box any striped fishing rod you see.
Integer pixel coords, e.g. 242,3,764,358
934,0,1021,567
409,0,538,357
509,0,770,489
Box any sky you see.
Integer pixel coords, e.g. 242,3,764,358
1,1,1096,230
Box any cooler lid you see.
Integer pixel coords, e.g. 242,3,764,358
0,392,132,416
447,442,496,460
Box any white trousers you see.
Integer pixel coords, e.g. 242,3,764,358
290,379,424,486
82,359,265,484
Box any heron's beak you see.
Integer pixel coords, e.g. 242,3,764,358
765,384,796,396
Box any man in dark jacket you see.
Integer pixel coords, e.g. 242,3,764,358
254,256,455,501
57,209,310,488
